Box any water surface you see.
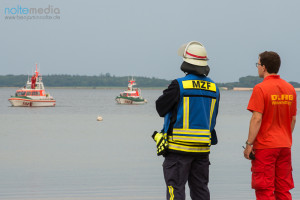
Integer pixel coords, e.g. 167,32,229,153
0,88,299,200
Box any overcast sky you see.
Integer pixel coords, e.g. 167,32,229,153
1,0,300,83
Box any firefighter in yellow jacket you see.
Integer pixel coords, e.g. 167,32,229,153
154,41,220,200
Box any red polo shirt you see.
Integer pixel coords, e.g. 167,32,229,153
247,75,297,149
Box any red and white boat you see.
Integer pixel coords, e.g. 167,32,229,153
8,64,56,107
115,78,147,105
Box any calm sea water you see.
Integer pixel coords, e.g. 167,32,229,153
0,87,299,200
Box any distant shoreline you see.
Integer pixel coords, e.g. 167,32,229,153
0,86,166,90
1,75,300,89
2,86,300,91
221,87,300,91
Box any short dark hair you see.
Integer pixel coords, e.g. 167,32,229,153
259,51,281,74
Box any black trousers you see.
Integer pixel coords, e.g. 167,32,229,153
163,152,210,200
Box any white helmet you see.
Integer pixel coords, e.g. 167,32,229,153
177,41,208,66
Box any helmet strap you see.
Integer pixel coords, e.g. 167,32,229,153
180,62,210,76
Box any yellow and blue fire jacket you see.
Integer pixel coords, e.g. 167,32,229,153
162,74,220,154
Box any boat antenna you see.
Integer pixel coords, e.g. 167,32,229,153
35,63,39,77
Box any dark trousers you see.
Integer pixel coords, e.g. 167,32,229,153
163,152,210,200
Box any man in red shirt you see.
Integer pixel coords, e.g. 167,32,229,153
31,75,36,89
244,51,297,200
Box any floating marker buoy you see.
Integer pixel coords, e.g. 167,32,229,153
97,116,103,121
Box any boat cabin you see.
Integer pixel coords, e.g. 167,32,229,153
120,88,140,97
15,89,45,97
25,78,45,90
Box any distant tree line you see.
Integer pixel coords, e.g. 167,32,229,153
217,76,263,89
0,74,171,87
217,75,300,89
0,74,299,89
